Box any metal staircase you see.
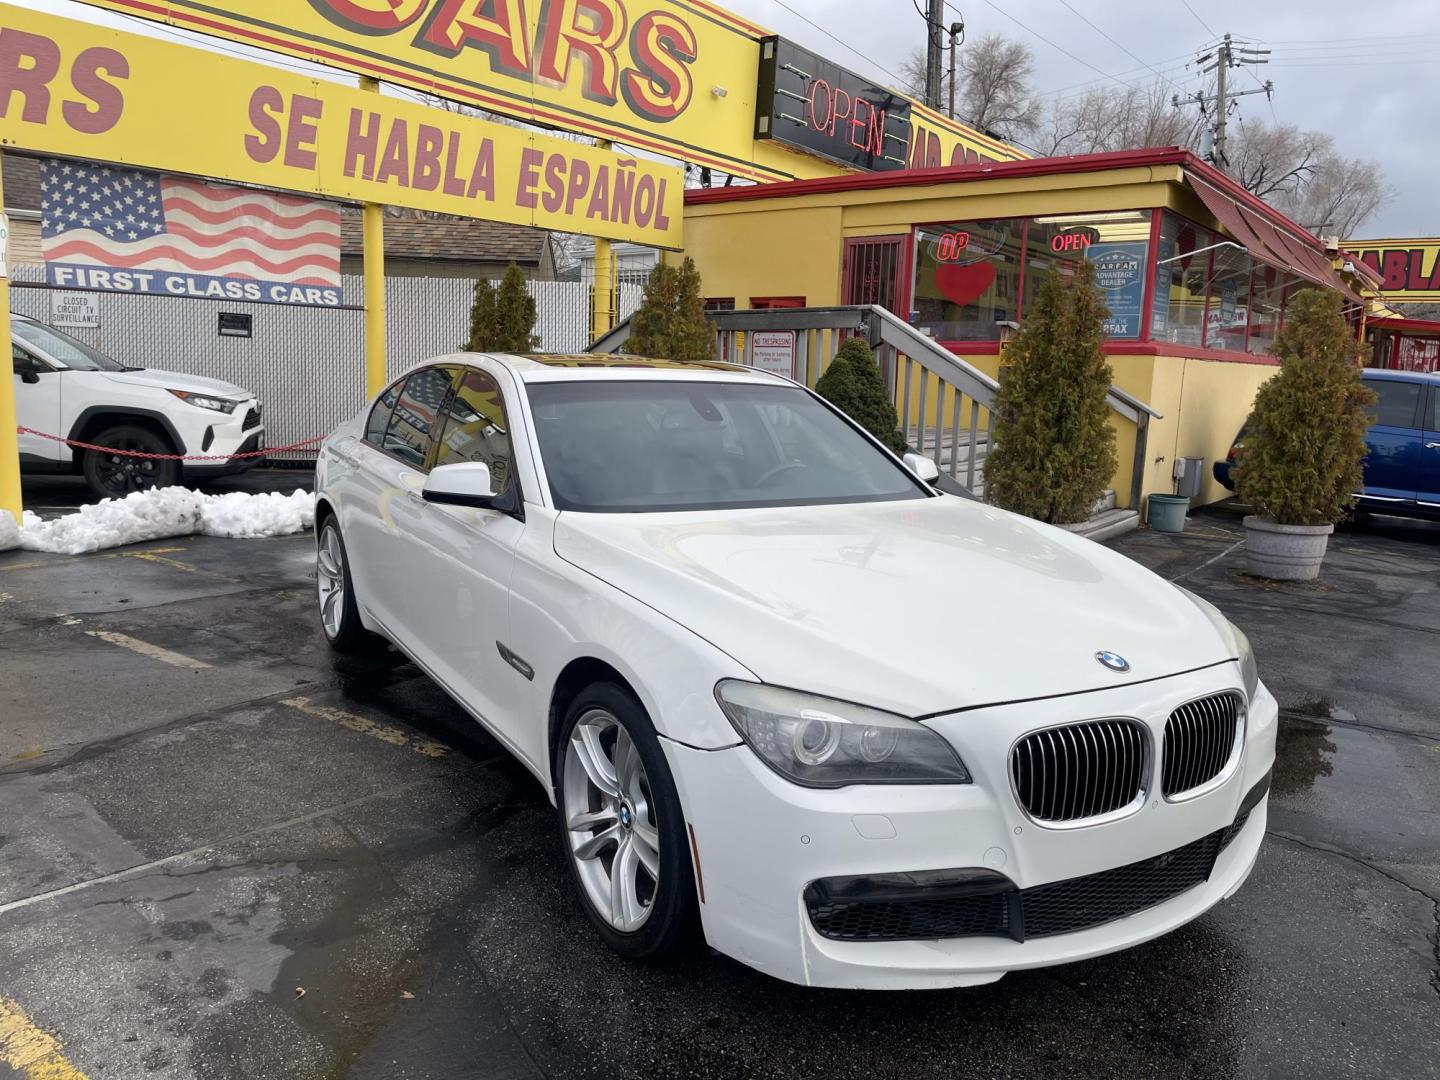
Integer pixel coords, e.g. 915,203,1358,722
590,305,1160,533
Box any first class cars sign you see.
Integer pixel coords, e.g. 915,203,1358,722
71,0,792,183
0,4,684,248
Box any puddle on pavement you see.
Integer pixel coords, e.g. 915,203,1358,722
1273,706,1339,797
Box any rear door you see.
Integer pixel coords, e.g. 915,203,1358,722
1360,376,1424,505
344,364,459,639
1419,381,1440,510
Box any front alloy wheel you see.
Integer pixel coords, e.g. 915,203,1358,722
556,683,699,959
563,708,662,932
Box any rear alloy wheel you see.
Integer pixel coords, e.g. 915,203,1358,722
81,425,179,498
315,517,374,653
558,683,699,959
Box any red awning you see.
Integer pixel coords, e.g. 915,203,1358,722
1184,170,1361,304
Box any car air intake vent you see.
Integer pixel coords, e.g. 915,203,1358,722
1010,718,1147,824
1162,691,1243,797
242,406,262,430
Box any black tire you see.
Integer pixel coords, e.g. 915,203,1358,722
81,424,179,498
315,514,379,654
556,681,701,961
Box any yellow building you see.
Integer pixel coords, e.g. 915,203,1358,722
679,148,1372,510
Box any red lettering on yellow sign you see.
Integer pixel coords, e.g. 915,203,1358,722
0,27,128,135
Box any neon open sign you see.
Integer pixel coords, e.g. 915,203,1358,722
933,231,971,261
1050,230,1097,253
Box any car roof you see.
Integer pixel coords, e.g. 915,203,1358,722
430,352,792,385
1362,367,1440,385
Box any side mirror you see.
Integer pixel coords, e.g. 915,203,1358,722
19,371,40,384
903,451,940,483
422,461,496,508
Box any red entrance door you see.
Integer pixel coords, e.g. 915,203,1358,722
842,235,912,315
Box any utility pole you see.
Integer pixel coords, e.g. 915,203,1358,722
947,20,964,120
924,0,945,109
1172,33,1271,171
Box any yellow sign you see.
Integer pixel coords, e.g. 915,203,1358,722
0,3,684,247
70,0,802,184
1347,238,1440,301
906,101,1028,168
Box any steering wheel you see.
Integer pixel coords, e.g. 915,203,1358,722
754,460,807,487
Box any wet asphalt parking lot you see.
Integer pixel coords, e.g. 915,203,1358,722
1,471,1437,1079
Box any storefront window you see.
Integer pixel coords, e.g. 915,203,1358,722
913,219,1022,341
1150,213,1211,347
1027,211,1152,339
1247,264,1286,355
1206,245,1251,352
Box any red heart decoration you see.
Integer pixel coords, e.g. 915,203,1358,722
935,261,997,306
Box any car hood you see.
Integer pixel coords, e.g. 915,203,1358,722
553,496,1234,717
95,368,251,398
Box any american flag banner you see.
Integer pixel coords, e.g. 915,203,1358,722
40,159,344,307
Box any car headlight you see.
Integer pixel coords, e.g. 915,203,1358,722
1177,586,1259,701
167,389,238,414
715,680,971,788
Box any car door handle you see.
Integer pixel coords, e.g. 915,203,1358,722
1427,442,1440,450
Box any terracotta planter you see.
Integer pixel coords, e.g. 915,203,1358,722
1243,515,1333,581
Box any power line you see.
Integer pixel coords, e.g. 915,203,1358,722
1179,0,1218,39
768,0,910,90
1037,48,1206,100
949,0,1132,91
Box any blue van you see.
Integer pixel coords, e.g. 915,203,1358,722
1215,369,1440,520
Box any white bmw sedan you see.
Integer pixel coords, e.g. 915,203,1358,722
314,353,1276,990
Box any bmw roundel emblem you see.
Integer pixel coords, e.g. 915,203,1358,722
1095,650,1130,672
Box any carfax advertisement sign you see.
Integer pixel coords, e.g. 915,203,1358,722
1087,242,1147,339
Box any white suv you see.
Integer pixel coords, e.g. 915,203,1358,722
12,312,265,498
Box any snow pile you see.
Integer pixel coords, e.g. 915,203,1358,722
0,510,18,552
201,489,314,538
6,487,314,555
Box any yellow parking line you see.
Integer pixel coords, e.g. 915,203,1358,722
121,551,238,583
0,994,90,1079
83,630,212,670
281,696,449,758
0,547,187,574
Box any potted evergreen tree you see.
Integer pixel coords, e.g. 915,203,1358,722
985,262,1118,525
816,337,906,453
1233,288,1374,581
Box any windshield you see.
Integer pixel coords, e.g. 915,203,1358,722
527,379,928,513
13,319,124,372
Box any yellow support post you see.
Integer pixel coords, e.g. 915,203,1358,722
360,77,386,397
590,140,616,341
0,150,21,526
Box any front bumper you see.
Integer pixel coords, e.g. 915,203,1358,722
665,665,1277,989
182,401,265,478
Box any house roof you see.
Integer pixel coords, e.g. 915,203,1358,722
339,212,549,264
2,155,42,212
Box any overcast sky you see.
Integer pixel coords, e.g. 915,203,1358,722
28,0,1437,238
738,0,1437,238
